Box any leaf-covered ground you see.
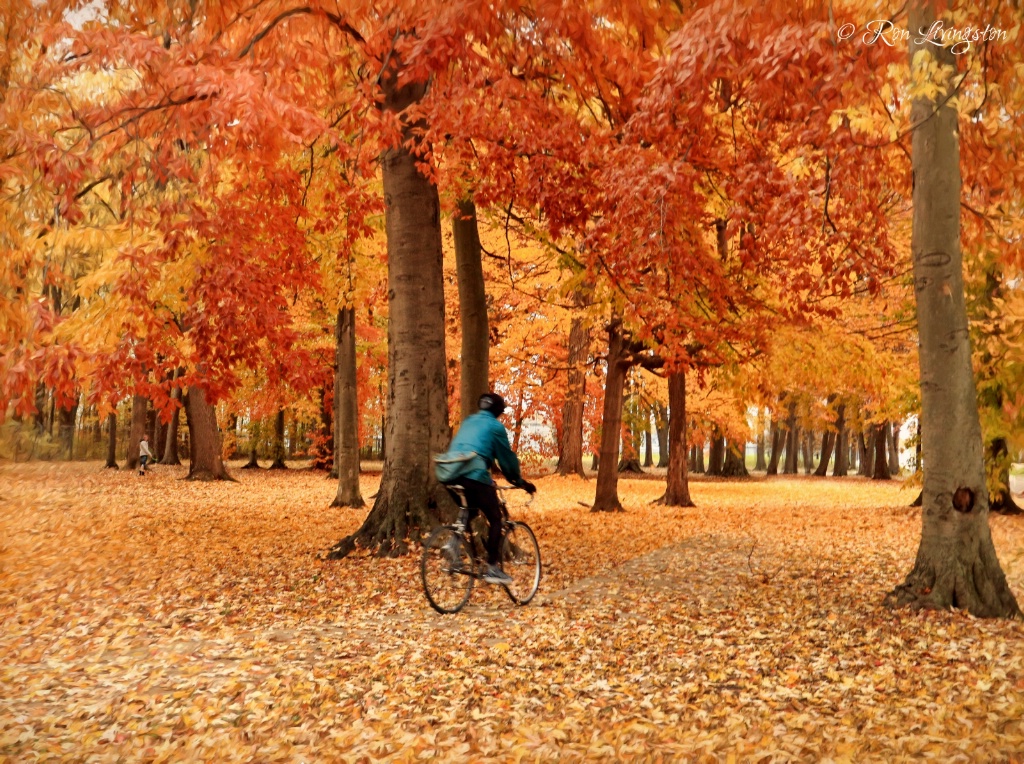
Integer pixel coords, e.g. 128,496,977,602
1,462,1023,762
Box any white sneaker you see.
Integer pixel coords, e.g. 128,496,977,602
482,565,512,585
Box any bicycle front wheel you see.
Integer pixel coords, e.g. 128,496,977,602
501,522,541,605
421,526,474,614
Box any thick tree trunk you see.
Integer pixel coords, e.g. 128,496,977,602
858,430,873,477
58,397,77,460
556,315,589,477
886,1,1020,618
706,430,725,476
183,387,233,481
888,420,901,475
695,442,705,474
329,71,452,558
688,444,697,472
872,422,891,480
124,394,148,470
104,412,118,469
655,402,669,468
802,431,814,474
814,430,835,477
592,321,628,512
269,409,288,470
332,306,365,508
453,197,490,422
658,373,694,506
722,440,749,477
643,421,653,468
832,403,848,477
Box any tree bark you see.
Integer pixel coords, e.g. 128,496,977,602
269,408,288,469
104,412,118,469
453,197,490,422
332,306,365,507
242,420,261,470
802,431,814,474
832,403,848,477
858,430,873,477
124,394,148,470
783,403,799,475
695,441,705,474
658,372,694,506
872,422,891,480
556,315,589,477
706,430,725,476
58,397,78,460
183,387,233,481
160,376,182,466
888,420,901,475
329,70,452,558
814,430,835,477
754,408,768,472
722,440,749,477
592,321,628,512
886,0,1020,618
643,419,654,468
766,416,784,476
655,402,669,468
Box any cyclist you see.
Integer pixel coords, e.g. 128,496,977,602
442,392,536,585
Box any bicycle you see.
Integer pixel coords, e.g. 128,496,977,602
420,484,541,614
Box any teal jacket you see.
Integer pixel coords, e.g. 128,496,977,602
447,410,523,485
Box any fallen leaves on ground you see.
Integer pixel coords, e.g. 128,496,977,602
1,461,1023,762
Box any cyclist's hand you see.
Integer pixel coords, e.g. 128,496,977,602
519,480,537,495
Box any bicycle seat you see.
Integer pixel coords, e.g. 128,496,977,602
444,484,468,508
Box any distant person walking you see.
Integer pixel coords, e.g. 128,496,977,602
139,434,152,476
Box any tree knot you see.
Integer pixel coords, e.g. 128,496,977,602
952,487,975,514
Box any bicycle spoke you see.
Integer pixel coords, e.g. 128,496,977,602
501,522,541,605
421,527,474,614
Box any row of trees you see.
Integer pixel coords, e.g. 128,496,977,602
0,1,1021,616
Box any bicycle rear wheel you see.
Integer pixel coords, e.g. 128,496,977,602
501,522,541,605
421,526,474,614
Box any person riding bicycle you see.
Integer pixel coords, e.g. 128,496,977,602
441,392,536,585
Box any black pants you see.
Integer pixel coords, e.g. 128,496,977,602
459,479,504,565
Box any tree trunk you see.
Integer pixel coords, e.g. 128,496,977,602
706,430,725,476
643,420,653,468
783,403,799,475
888,420,901,475
658,372,694,506
832,403,848,477
754,409,768,472
332,306,365,507
655,402,669,468
592,321,628,512
722,440,748,477
453,197,489,422
104,412,118,469
160,376,182,466
58,397,78,460
872,422,891,480
269,408,288,469
328,70,452,558
183,387,233,481
124,394,148,470
885,0,1020,618
688,444,697,472
309,386,334,471
858,430,873,477
556,315,589,477
766,417,784,476
802,431,814,474
814,430,836,477
695,442,706,474
242,420,261,470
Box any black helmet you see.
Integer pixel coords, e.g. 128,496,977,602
478,392,506,417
